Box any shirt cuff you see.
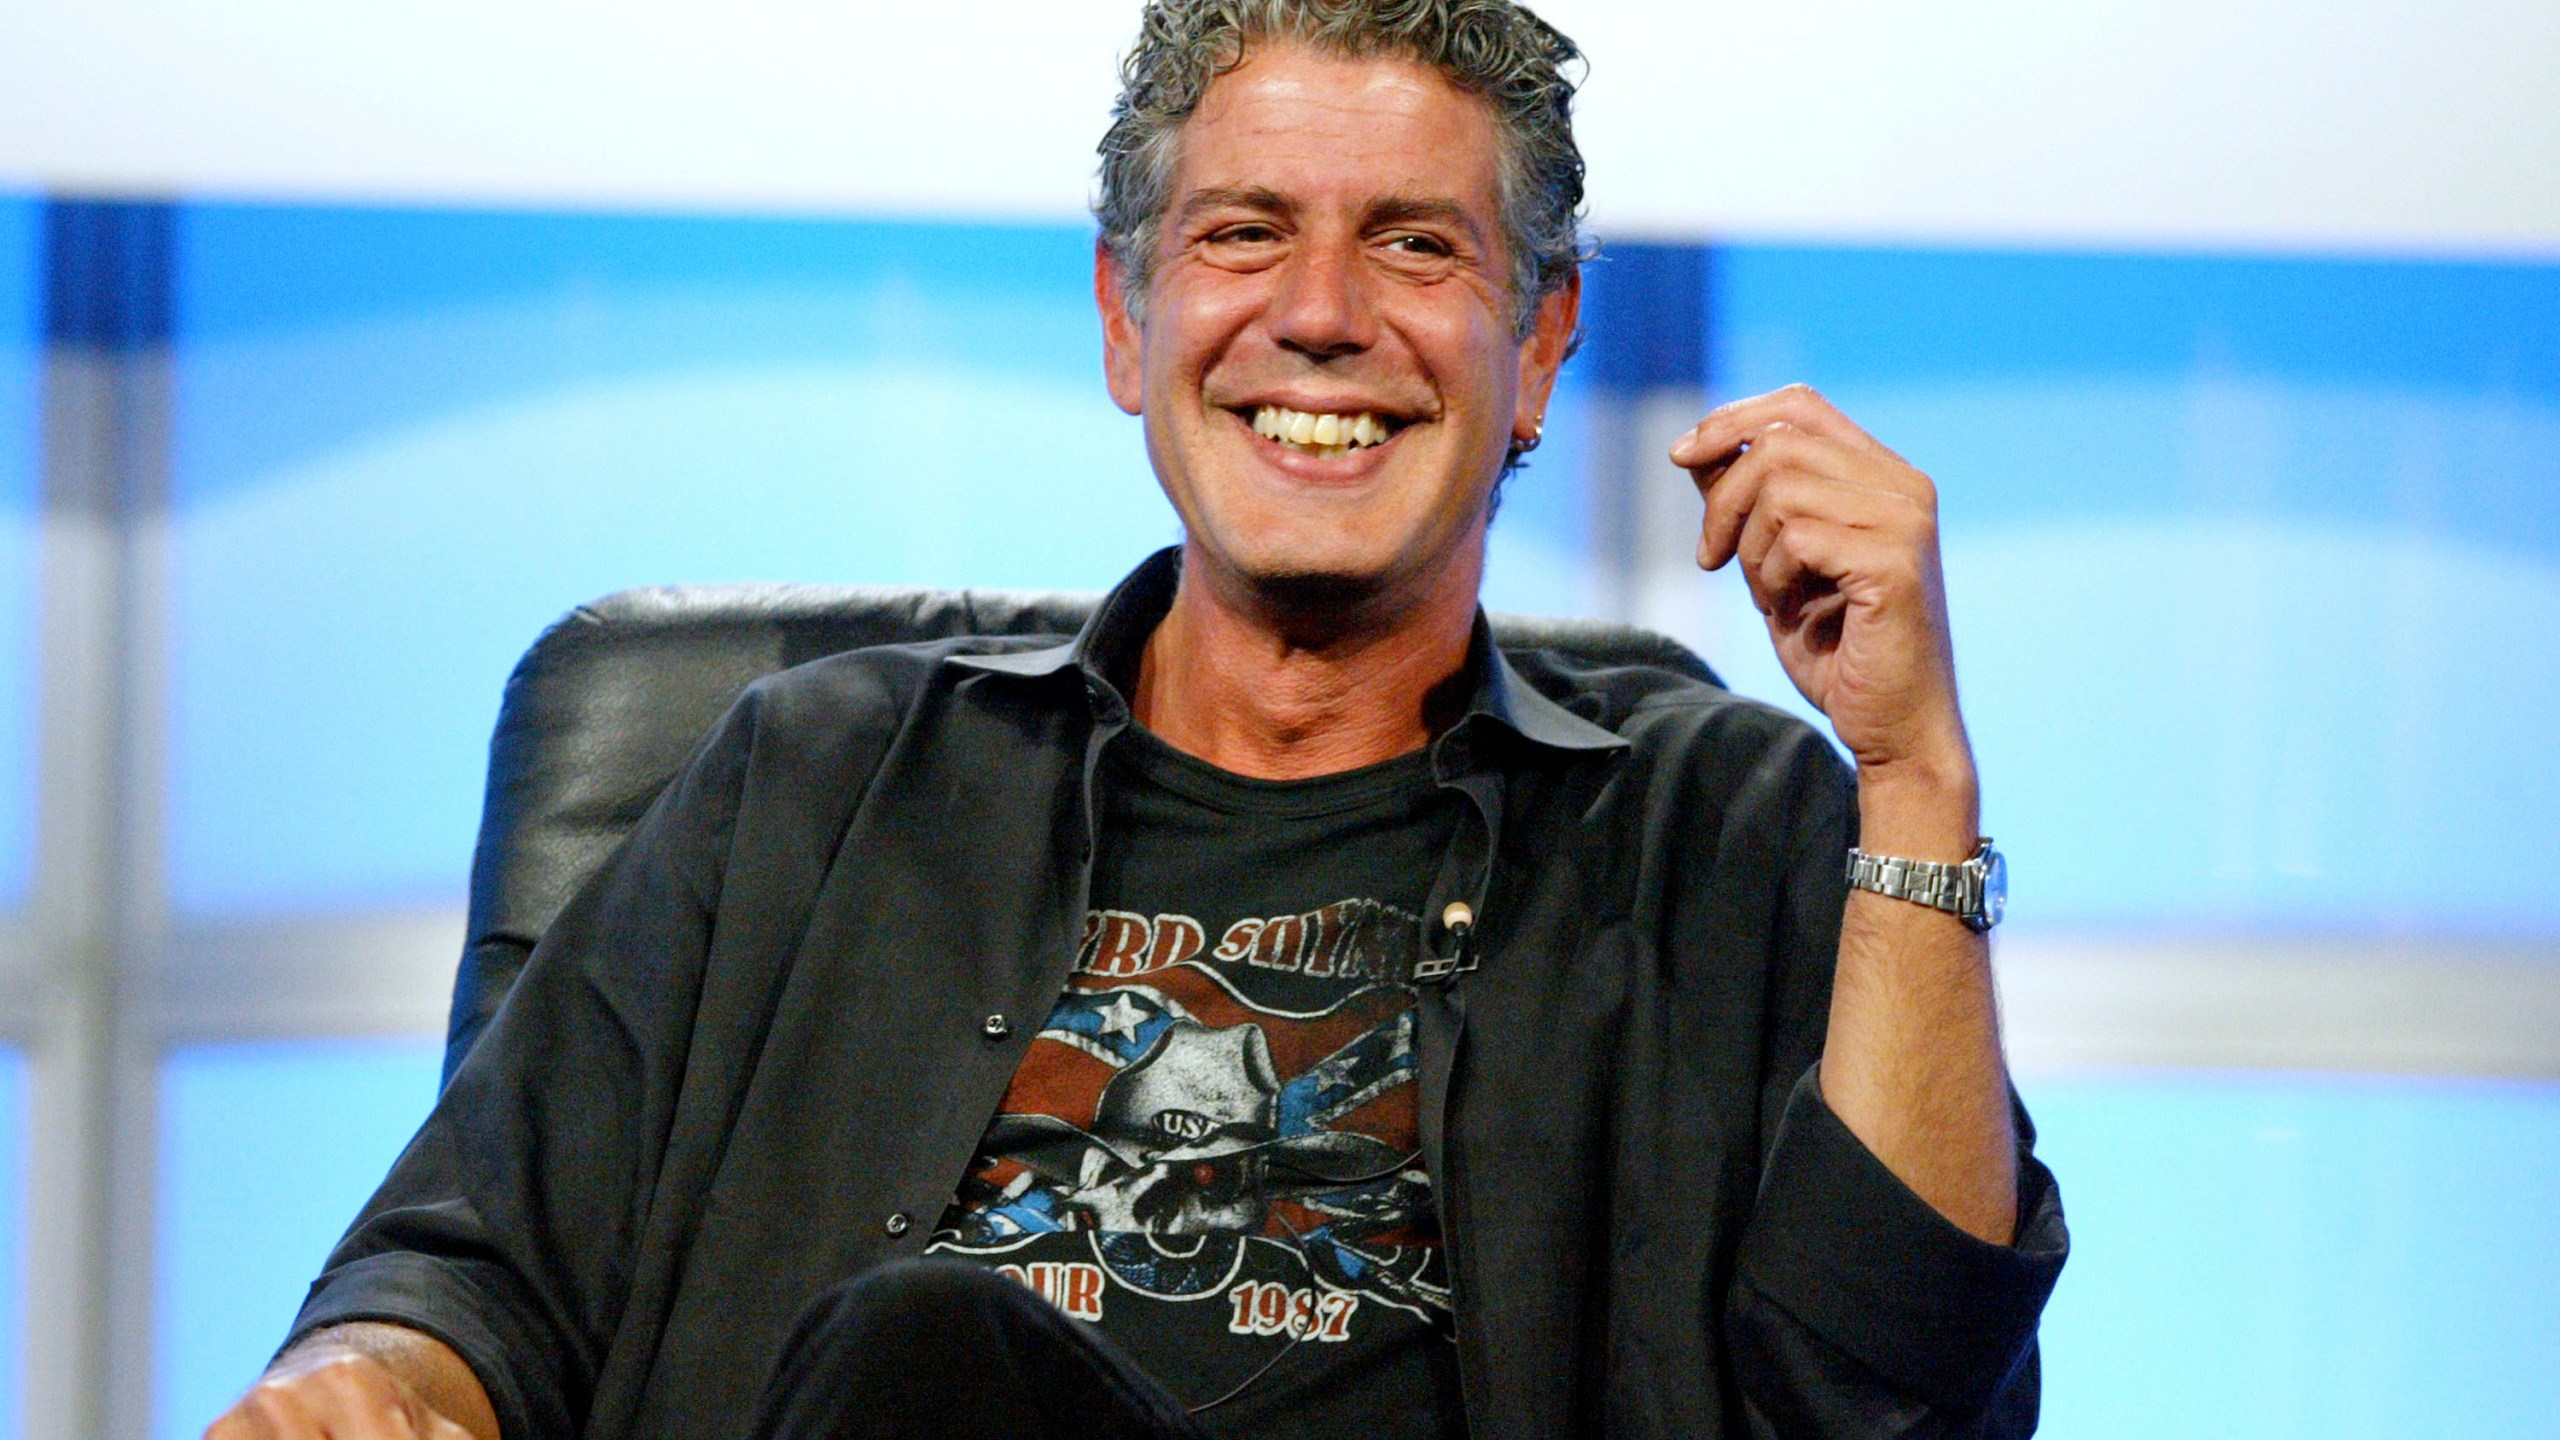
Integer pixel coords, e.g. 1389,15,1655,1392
286,1251,563,1440
1733,1066,2068,1415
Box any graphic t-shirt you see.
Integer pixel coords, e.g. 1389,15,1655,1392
930,724,1466,1438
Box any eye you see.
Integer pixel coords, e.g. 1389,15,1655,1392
1195,220,1287,272
1384,232,1453,257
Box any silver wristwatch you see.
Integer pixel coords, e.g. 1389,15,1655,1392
1845,838,2006,932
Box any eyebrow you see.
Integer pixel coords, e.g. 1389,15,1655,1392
1176,185,1291,226
1365,195,1485,246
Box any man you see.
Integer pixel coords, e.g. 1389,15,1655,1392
213,2,2064,1437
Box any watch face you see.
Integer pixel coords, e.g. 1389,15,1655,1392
1981,848,2008,928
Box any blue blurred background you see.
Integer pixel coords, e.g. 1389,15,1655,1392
0,197,39,911
3,1,2557,1437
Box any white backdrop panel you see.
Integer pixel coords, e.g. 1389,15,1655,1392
2,0,2556,250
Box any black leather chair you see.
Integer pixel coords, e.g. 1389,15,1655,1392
443,582,1720,1085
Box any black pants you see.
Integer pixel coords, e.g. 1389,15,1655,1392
745,1259,1212,1440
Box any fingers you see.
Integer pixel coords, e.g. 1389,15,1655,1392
1745,513,1902,631
1671,382,1906,470
1696,423,1925,575
1711,445,1940,674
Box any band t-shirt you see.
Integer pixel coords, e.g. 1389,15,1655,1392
929,723,1466,1438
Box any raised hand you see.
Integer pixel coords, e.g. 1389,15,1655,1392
1671,384,1972,806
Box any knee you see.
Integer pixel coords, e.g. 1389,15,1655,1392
754,1260,1042,1439
790,1258,1037,1356
839,1258,1021,1317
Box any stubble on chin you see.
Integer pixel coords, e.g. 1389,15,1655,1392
1205,532,1482,648
1243,564,1392,618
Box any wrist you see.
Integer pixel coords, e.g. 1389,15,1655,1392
1855,749,1980,862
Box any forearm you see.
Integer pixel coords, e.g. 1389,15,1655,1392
262,1323,499,1440
1817,761,2018,1245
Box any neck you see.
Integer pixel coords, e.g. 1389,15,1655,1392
1133,544,1480,780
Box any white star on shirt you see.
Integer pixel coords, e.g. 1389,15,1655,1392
1095,993,1148,1043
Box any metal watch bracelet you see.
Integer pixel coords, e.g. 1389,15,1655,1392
1844,837,2004,931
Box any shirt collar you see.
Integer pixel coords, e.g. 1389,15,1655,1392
942,545,1176,692
1459,613,1628,755
948,545,1627,758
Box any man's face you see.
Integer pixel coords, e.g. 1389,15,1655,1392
1100,43,1578,615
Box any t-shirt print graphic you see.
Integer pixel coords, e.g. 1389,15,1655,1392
931,900,1449,1331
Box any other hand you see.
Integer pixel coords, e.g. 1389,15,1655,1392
206,1343,480,1440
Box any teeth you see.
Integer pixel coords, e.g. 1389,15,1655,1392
1250,404,1398,455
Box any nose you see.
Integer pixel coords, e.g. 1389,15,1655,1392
1265,231,1376,361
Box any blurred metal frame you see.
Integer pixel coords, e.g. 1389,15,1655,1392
151,911,463,1047
1999,938,2560,1080
29,197,173,1440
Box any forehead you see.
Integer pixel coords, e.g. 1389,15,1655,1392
1172,43,1502,214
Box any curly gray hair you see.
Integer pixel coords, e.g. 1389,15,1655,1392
1095,0,1587,340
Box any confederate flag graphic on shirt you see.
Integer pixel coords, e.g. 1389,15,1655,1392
929,900,1450,1334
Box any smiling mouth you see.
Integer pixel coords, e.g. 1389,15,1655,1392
1244,403,1405,460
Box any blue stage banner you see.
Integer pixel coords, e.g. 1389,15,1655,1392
0,195,41,910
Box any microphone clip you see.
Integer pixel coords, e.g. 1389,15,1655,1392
1413,901,1479,984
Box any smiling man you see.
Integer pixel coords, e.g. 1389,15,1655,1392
212,4,2064,1439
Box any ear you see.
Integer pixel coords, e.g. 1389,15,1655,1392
1096,238,1146,417
1511,267,1581,447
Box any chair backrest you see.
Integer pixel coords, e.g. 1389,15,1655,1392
448,582,1718,1083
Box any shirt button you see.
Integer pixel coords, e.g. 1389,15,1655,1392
982,1013,1012,1039
883,1212,911,1237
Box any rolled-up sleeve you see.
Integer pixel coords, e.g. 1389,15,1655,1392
1728,1067,2068,1437
286,1222,577,1440
280,686,762,1440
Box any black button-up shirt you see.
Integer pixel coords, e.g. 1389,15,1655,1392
293,549,2066,1439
